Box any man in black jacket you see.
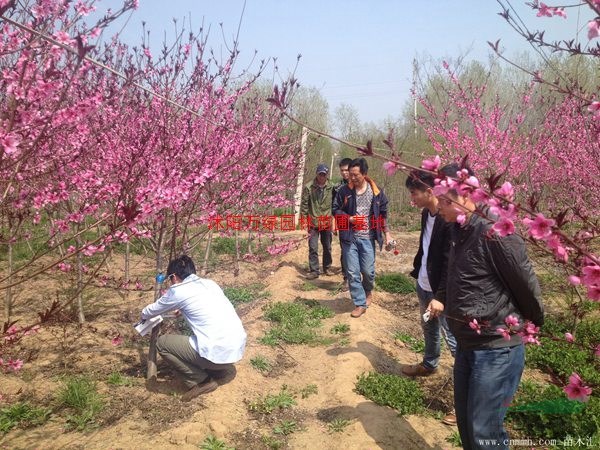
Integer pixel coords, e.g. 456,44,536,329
428,163,544,450
332,158,393,318
402,170,457,376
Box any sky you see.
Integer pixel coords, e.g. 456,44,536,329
98,0,594,123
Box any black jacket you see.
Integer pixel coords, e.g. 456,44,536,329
440,213,544,350
410,209,451,297
332,177,388,250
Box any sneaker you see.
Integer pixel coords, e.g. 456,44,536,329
401,363,437,377
350,306,367,318
306,272,319,280
181,378,218,402
323,267,332,276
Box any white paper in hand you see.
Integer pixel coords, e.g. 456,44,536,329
134,315,163,336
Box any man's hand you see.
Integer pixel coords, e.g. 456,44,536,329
427,299,444,318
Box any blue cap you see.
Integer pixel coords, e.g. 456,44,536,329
316,163,329,174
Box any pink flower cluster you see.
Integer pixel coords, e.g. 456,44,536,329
0,358,24,373
536,2,566,18
563,373,592,402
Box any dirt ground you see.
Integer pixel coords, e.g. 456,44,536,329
1,232,461,450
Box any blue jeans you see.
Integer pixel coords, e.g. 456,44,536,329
454,344,525,450
342,238,375,307
416,283,457,370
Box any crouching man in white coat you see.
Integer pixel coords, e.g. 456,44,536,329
141,255,247,402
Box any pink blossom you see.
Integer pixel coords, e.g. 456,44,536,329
111,335,123,346
58,262,72,272
505,315,520,327
456,213,467,225
582,264,600,286
564,332,574,343
588,20,600,40
143,47,152,58
421,155,441,171
470,188,489,202
469,318,481,335
7,359,23,372
1,133,20,155
0,0,12,8
492,217,515,237
568,275,581,286
135,281,143,290
595,344,600,357
563,373,592,402
519,321,541,345
382,161,399,176
494,181,514,200
586,284,600,302
536,2,553,17
553,8,566,18
545,234,569,262
54,31,73,46
496,327,511,341
523,213,555,240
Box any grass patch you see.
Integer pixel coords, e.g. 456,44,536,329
526,316,600,386
327,418,352,433
299,383,318,399
56,376,104,431
299,281,318,291
261,301,335,346
224,283,270,307
445,430,462,447
507,380,600,447
250,355,272,373
273,420,298,435
198,435,235,450
0,402,52,434
330,323,350,334
106,372,134,387
375,273,415,294
393,332,425,354
247,386,296,415
261,435,284,449
355,372,424,415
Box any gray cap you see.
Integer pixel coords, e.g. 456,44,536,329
316,163,329,174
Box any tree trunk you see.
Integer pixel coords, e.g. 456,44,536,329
200,229,213,276
4,241,12,322
147,223,165,379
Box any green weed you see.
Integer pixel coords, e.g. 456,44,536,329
0,402,51,434
106,372,134,387
261,301,335,346
273,420,298,435
224,283,270,307
375,273,415,294
330,323,350,334
198,435,235,450
247,386,296,415
56,376,104,431
250,355,272,373
394,332,425,353
355,372,424,415
327,418,352,433
300,383,318,399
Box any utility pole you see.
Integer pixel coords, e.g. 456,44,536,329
294,127,308,225
413,58,418,138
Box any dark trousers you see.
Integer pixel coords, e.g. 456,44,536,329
339,237,347,280
308,228,332,274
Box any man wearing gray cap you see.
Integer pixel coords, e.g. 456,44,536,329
301,163,334,279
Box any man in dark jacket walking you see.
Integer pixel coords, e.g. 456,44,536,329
301,163,334,280
428,163,544,450
333,158,393,318
402,170,457,369
333,157,353,287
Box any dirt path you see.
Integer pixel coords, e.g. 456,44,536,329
2,233,459,449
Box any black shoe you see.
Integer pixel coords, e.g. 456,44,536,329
306,272,319,280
